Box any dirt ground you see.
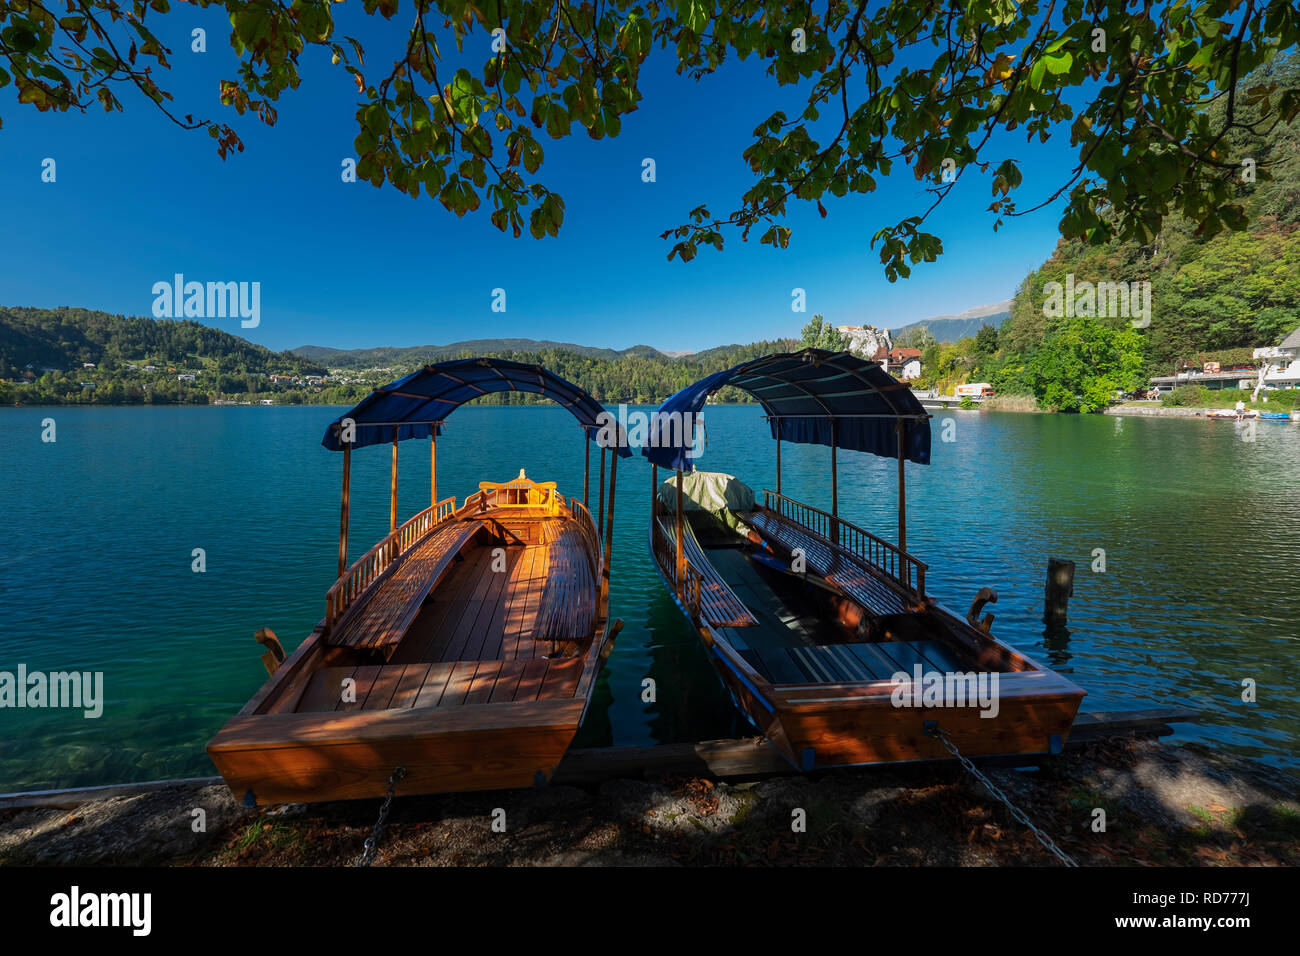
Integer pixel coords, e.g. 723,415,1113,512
2,737,1297,867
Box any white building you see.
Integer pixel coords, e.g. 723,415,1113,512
1252,325,1300,389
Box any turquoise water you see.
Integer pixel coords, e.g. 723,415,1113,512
0,404,1297,791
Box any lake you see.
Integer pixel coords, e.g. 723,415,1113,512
1,404,1297,791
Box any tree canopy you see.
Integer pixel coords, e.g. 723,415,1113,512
798,314,846,350
4,1,1297,277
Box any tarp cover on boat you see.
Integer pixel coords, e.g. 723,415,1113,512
656,471,755,534
321,357,631,454
642,349,931,471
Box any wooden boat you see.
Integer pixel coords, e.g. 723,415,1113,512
644,349,1086,770
208,358,628,805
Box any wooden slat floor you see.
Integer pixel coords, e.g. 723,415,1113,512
297,516,595,713
291,657,586,713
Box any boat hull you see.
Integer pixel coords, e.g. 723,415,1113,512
648,507,1085,771
208,485,612,805
708,643,1082,769
208,695,588,804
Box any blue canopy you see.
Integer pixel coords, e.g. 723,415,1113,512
642,349,931,471
321,357,631,454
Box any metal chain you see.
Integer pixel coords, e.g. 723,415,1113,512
355,766,407,867
925,723,1078,867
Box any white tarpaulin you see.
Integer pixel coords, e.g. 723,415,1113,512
656,471,755,534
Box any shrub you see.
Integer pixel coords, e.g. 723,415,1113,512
1162,385,1209,407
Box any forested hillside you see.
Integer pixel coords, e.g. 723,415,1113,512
0,306,326,404
912,55,1300,411
0,304,795,406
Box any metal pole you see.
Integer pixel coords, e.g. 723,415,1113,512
675,468,685,588
390,426,399,532
896,419,907,555
430,431,437,507
337,442,351,578
601,448,618,607
775,432,782,497
597,445,607,531
583,427,590,507
830,419,838,543
651,464,658,521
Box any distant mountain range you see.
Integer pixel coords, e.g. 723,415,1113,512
293,311,1013,370
890,299,1013,343
292,338,668,368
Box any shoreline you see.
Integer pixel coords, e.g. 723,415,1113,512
2,737,1296,866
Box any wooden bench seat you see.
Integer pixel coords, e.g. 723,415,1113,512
750,639,972,685
658,517,757,628
536,521,597,644
327,519,486,652
293,657,586,712
746,511,913,617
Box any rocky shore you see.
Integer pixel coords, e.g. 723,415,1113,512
2,737,1297,867
1104,404,1209,418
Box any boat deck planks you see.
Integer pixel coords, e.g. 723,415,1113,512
294,657,584,713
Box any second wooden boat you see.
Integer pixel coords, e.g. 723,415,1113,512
208,358,629,805
644,349,1086,770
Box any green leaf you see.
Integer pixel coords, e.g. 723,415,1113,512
1044,52,1073,75
1029,57,1048,90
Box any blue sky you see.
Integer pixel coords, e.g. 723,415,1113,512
0,10,1080,354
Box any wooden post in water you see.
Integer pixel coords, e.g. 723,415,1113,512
896,419,907,556
1044,558,1075,625
337,441,351,578
430,431,437,508
390,427,399,532
675,468,685,589
583,427,590,507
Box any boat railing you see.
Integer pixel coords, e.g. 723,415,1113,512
762,490,927,598
650,511,704,620
325,495,459,626
568,498,604,581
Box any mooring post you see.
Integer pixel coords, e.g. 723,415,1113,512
1044,558,1075,624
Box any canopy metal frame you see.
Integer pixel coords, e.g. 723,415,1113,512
325,358,629,584
642,348,932,557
